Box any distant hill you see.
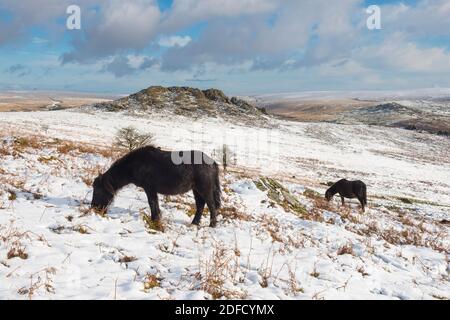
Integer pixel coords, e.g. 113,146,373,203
253,92,450,136
0,90,114,112
341,102,450,136
91,86,268,123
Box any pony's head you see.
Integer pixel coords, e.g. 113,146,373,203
91,174,115,213
325,189,333,201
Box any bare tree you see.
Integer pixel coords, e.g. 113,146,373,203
114,126,154,152
212,144,236,172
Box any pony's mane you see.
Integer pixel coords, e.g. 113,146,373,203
109,145,161,171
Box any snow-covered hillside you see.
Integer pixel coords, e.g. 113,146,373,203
252,88,450,102
0,109,449,300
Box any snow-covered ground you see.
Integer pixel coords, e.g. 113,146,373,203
0,109,449,300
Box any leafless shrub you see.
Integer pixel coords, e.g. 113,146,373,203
195,242,246,299
0,223,48,260
212,144,236,172
258,248,275,288
114,126,154,152
17,267,57,299
287,264,303,295
259,214,284,243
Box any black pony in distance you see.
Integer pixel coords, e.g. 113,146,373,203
325,179,367,212
91,146,221,227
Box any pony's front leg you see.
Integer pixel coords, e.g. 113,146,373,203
144,188,161,221
340,195,345,206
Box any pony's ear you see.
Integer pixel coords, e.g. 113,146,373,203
102,174,115,194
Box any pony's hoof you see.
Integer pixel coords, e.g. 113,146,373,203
191,219,200,226
209,220,217,228
153,215,162,221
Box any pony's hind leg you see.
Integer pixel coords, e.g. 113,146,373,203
358,197,366,212
144,188,161,221
192,190,205,225
357,188,366,213
206,200,218,228
204,194,218,228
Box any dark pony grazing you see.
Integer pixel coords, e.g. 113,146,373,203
91,146,221,227
325,179,367,212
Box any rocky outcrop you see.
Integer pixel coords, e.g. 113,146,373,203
91,86,268,123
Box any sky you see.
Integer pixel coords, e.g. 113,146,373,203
0,0,450,95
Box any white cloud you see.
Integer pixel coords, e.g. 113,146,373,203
158,35,192,48
160,0,362,71
355,33,450,73
381,0,450,37
62,0,161,63
2,0,450,90
161,0,276,31
32,37,49,44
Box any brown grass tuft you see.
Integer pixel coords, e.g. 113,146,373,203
8,190,17,201
118,255,137,264
337,243,355,256
7,245,28,260
17,267,56,299
57,140,116,158
220,206,252,222
13,136,41,150
143,274,161,291
196,242,247,299
142,213,165,233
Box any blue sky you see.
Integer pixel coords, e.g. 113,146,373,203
1,0,450,95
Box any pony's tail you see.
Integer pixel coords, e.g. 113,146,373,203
213,163,221,209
